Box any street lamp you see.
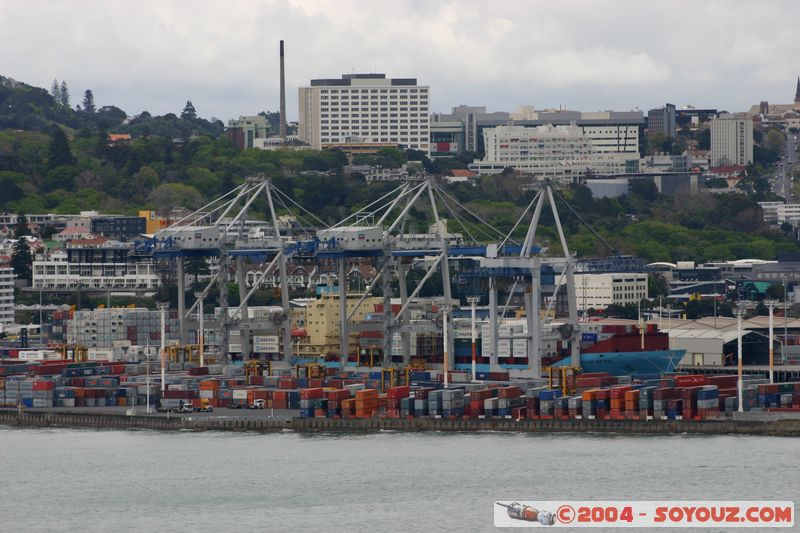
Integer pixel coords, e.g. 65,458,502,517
734,301,754,413
194,291,204,368
440,303,452,388
467,296,479,381
157,302,169,393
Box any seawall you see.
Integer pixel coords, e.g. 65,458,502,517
1,410,799,436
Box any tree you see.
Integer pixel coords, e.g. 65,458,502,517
11,238,32,282
59,81,70,108
184,256,210,286
82,89,95,113
181,100,197,121
50,79,60,102
148,183,203,214
629,178,658,202
47,126,74,170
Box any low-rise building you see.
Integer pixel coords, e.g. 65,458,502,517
574,272,648,312
33,240,159,293
469,123,639,180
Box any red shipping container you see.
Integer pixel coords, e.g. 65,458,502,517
326,389,351,402
706,374,738,389
32,380,56,391
300,388,324,400
279,377,297,390
497,386,521,399
387,386,410,399
674,375,706,387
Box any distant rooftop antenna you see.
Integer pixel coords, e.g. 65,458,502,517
279,40,287,142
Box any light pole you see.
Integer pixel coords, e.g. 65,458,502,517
145,340,152,414
157,302,169,393
467,296,479,381
765,299,777,384
195,291,204,368
441,303,452,388
734,301,753,413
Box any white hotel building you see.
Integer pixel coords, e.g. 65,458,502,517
298,73,430,154
575,272,649,311
469,123,640,180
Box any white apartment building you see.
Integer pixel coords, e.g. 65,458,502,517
469,124,639,179
298,73,430,154
710,113,753,167
575,272,648,311
32,250,160,292
0,267,14,326
758,201,800,225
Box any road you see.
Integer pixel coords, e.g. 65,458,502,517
774,131,799,200
3,406,301,420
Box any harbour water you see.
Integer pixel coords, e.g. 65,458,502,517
0,428,797,532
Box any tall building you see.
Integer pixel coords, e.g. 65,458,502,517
298,73,430,154
468,123,640,179
647,103,676,137
227,116,271,150
574,272,648,311
710,113,753,167
0,266,14,326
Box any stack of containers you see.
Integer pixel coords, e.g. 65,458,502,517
538,389,562,418
553,397,569,419
652,387,675,418
623,389,640,419
524,387,542,419
666,398,683,419
696,385,720,418
19,379,34,407
484,397,499,418
340,397,356,418
387,386,411,418
355,388,378,418
198,379,220,408
609,385,633,419
326,389,351,418
413,388,431,417
497,386,523,417
441,388,465,417
468,389,494,418
567,395,583,418
300,388,324,418
428,390,443,417
681,386,704,419
594,389,610,419
637,386,659,419
32,379,55,408
581,390,598,418
400,396,415,418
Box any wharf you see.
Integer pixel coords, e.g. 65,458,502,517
1,408,799,437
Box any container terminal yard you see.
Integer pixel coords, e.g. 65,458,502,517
2,177,800,435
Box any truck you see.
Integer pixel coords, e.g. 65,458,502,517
249,398,265,409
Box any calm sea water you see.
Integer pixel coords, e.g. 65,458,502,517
0,428,796,532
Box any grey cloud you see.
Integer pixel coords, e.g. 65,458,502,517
1,0,799,122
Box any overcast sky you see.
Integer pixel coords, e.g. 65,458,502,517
3,0,800,122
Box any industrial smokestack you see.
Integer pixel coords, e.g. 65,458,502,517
279,40,287,142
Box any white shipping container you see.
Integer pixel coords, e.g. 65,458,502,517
253,335,279,352
228,343,242,353
232,389,248,400
88,348,115,361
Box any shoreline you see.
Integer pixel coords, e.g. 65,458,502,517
2,409,800,437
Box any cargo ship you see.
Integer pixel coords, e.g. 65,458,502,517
552,322,684,376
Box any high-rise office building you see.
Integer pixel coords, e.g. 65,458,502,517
647,103,676,138
710,113,753,167
298,73,430,154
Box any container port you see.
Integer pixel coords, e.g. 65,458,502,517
2,357,799,435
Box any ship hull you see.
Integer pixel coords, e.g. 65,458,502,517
554,349,685,376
